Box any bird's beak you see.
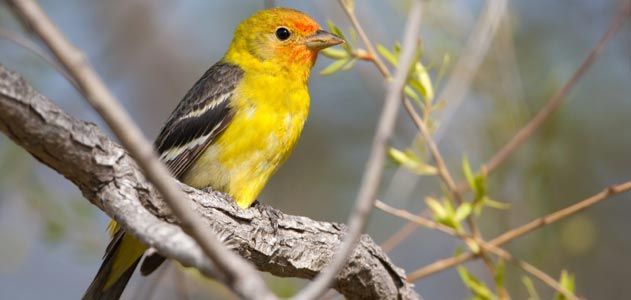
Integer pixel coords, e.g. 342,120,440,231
305,30,345,50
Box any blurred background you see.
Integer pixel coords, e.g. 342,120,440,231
0,0,630,299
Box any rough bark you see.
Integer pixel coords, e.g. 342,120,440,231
0,64,418,300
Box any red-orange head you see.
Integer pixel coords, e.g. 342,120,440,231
225,8,344,80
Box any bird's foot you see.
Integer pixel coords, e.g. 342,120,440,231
253,200,282,234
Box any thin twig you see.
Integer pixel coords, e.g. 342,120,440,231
489,248,579,300
402,99,499,282
340,0,496,288
382,0,631,255
376,200,451,234
380,0,507,254
407,179,631,280
403,99,483,239
0,27,80,91
377,200,580,300
491,182,631,246
293,2,423,299
7,1,275,299
338,0,391,78
341,0,505,258
433,0,507,142
454,0,631,192
380,209,425,252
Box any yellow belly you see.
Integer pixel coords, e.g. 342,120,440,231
181,75,309,208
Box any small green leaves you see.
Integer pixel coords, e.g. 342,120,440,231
555,270,576,300
320,57,356,75
377,43,435,107
462,157,485,201
425,196,472,233
320,47,348,60
377,44,399,66
462,157,509,215
482,198,510,210
388,147,437,175
426,196,447,220
327,21,345,40
522,276,541,300
454,202,473,223
458,266,496,300
320,21,356,76
494,260,506,293
327,21,352,52
411,58,435,104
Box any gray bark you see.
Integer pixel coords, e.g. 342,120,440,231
0,64,418,300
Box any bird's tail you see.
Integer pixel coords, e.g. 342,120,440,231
83,223,146,300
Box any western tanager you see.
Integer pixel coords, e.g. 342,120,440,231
83,7,343,299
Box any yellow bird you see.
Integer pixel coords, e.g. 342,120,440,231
83,7,343,300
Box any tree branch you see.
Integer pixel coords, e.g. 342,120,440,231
432,0,507,142
381,0,631,255
407,179,631,281
293,2,424,299
376,200,580,300
7,0,273,298
454,0,631,192
0,64,419,300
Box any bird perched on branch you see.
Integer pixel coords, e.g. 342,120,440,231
83,7,343,300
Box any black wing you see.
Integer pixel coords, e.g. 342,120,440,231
154,61,244,179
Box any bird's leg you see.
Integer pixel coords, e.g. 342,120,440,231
252,200,282,234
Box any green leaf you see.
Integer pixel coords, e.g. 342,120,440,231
425,197,447,219
414,62,435,104
326,21,351,52
407,78,425,98
429,197,462,230
474,174,487,202
458,266,495,300
404,85,421,103
555,270,576,300
320,58,351,75
377,44,398,66
462,156,476,194
454,203,473,222
342,58,357,71
462,157,490,211
388,147,437,175
522,276,541,300
482,197,510,210
320,48,349,60
378,43,435,109
326,21,344,39
494,260,506,291
389,147,413,165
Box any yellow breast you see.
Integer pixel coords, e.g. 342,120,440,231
181,72,309,208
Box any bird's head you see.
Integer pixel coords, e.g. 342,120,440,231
225,8,344,81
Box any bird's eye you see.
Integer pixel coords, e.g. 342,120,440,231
275,27,291,41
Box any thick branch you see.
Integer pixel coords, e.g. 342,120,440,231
0,64,418,300
6,1,271,298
